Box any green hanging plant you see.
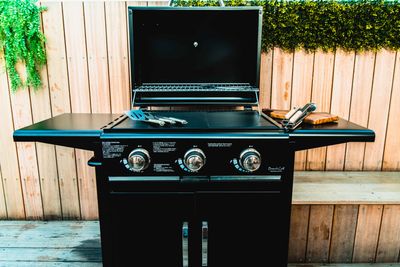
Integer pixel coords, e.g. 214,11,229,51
175,0,400,53
0,0,46,91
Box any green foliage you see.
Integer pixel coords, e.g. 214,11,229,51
0,0,46,91
174,0,400,52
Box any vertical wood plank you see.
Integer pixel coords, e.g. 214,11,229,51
0,56,25,219
26,2,62,220
306,205,334,263
34,146,60,219
9,63,43,219
83,1,110,219
127,1,149,6
345,52,375,170
83,2,111,219
0,167,7,218
13,141,42,218
353,204,383,262
271,48,293,110
30,67,62,219
376,205,400,262
43,2,72,117
105,1,130,113
63,1,97,220
383,52,400,170
326,50,355,170
291,51,314,170
329,205,358,263
84,1,111,114
259,51,273,109
364,50,396,171
306,51,335,170
56,147,80,219
63,2,91,113
147,1,169,6
288,205,310,263
75,150,97,220
42,1,80,219
10,117,42,220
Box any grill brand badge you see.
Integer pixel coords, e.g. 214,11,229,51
268,166,285,173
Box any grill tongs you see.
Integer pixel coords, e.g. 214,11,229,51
125,110,188,126
281,103,317,131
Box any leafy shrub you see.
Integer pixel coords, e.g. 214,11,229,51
175,0,400,52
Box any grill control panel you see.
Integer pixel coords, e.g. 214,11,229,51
102,138,289,176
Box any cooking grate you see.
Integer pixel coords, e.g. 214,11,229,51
135,83,259,92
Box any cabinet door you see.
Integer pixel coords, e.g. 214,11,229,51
109,193,193,267
197,192,290,267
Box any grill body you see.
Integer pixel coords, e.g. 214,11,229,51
95,131,294,267
13,113,375,266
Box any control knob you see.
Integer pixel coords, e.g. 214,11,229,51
239,148,261,172
183,148,206,172
127,148,150,172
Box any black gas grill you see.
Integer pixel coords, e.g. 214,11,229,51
14,6,374,267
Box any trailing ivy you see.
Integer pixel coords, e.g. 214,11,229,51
174,0,400,52
0,0,46,91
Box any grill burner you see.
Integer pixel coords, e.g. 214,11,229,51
13,6,375,267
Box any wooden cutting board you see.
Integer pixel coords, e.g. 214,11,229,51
263,109,339,125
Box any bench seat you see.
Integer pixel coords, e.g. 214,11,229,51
293,171,400,204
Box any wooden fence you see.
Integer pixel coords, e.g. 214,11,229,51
0,0,399,225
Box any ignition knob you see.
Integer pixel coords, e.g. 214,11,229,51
239,148,261,172
183,148,206,172
127,148,150,172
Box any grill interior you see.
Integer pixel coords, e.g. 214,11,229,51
132,83,260,107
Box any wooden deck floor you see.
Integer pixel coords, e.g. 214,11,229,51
0,221,399,267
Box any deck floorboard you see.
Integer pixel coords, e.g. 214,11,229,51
0,221,399,267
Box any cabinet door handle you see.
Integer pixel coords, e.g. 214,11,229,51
182,222,189,267
202,221,208,266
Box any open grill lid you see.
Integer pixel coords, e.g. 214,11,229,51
128,7,263,107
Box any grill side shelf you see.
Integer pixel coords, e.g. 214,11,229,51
13,113,120,151
289,118,375,151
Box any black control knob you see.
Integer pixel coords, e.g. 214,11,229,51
127,148,150,172
239,148,261,172
183,148,206,172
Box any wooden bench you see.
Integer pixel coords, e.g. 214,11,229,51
290,171,400,264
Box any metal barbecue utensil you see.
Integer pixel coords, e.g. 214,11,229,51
281,103,317,131
142,112,176,124
125,110,165,126
141,111,188,125
163,117,188,125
